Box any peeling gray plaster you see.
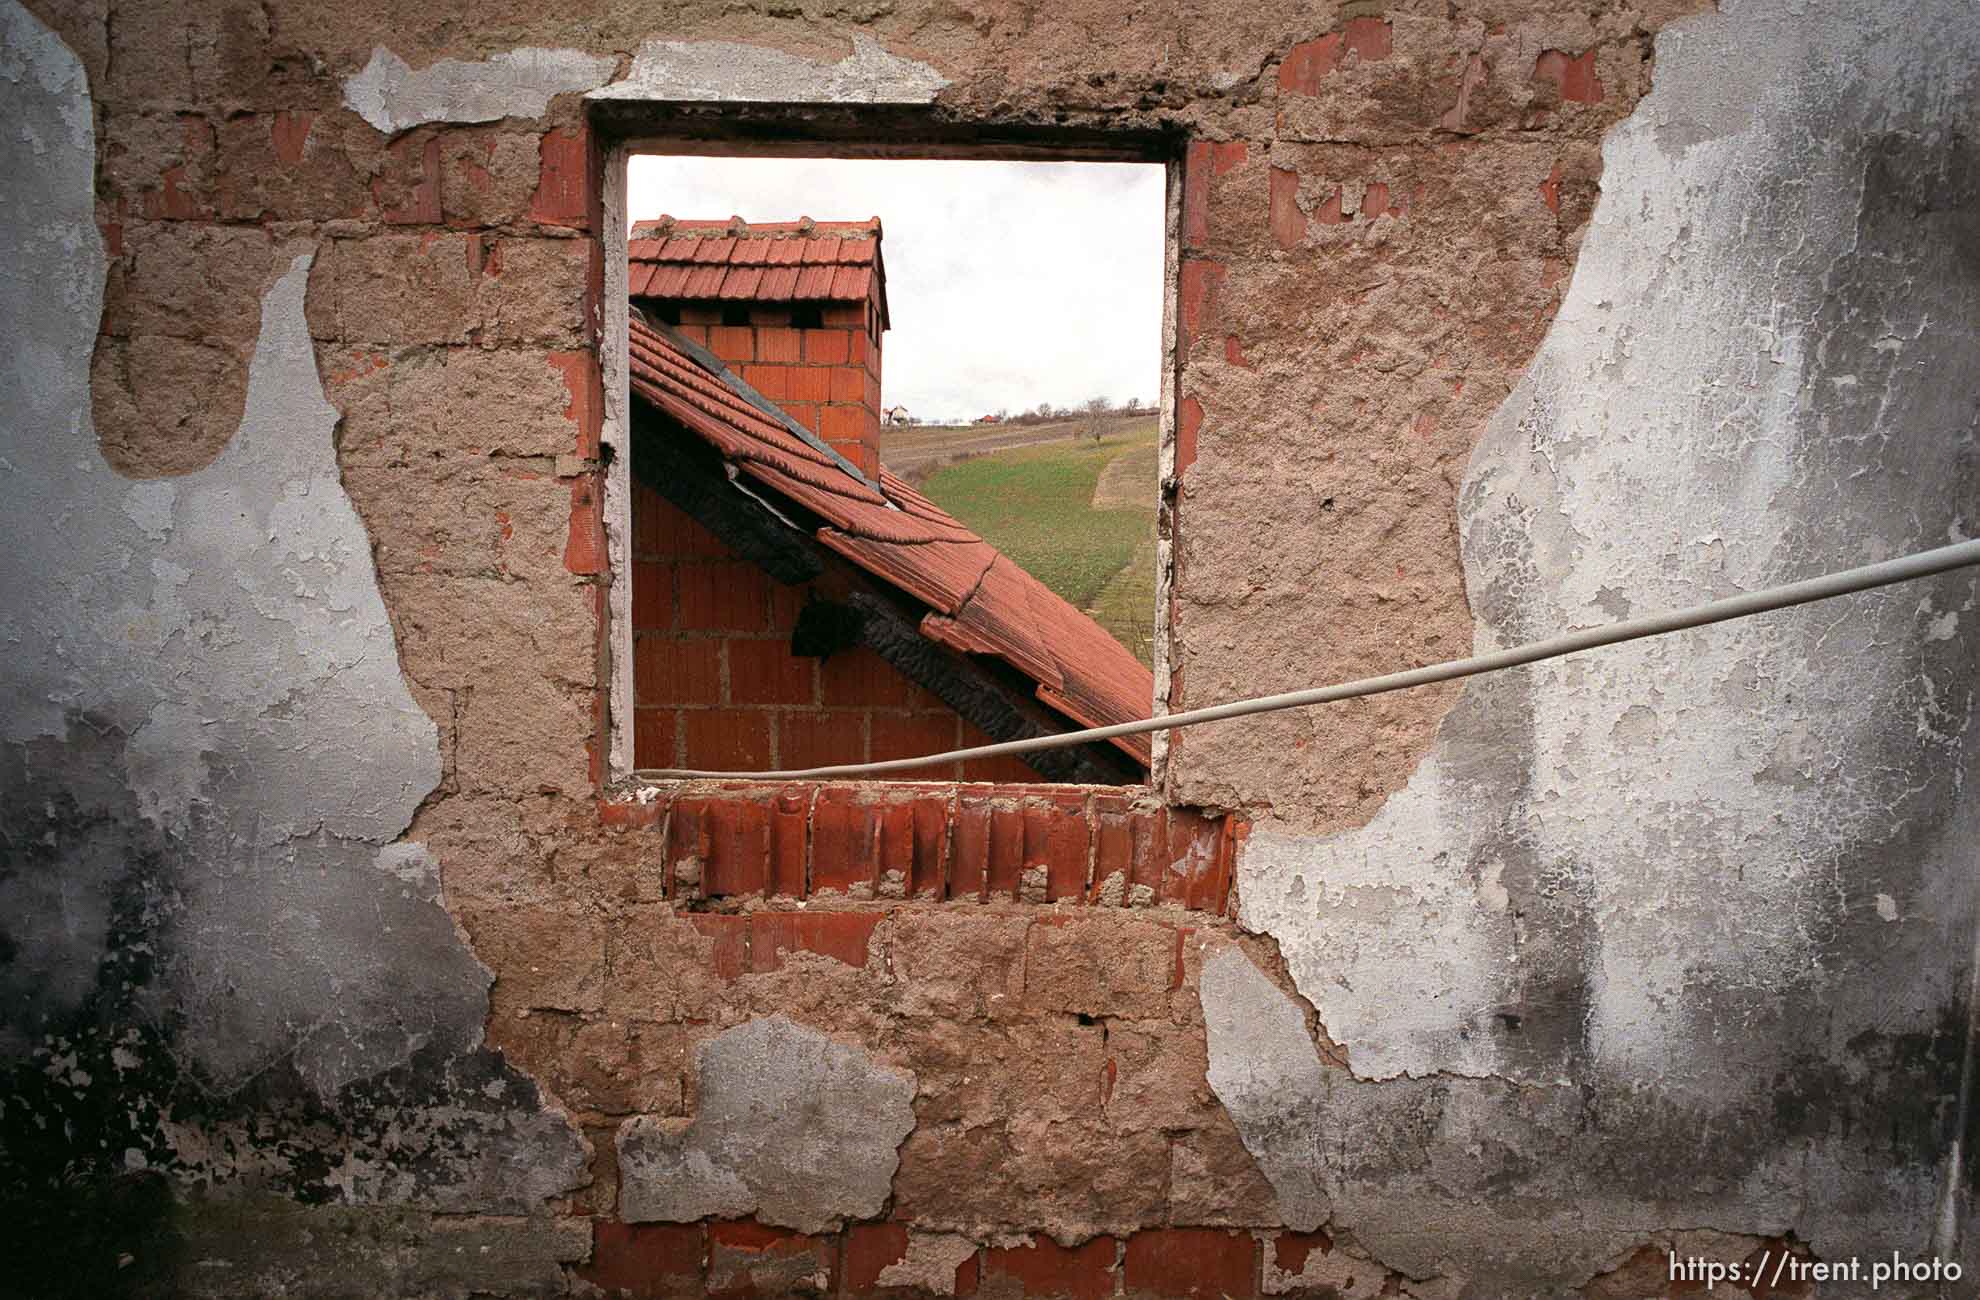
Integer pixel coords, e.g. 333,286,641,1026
1223,0,1980,1289
1200,948,1329,1232
0,0,584,1251
343,45,618,134
617,1015,917,1234
588,33,948,104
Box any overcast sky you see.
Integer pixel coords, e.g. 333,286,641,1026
627,156,1166,424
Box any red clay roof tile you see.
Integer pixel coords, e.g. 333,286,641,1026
627,313,1151,765
719,266,764,299
630,218,888,328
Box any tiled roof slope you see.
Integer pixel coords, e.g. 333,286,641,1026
628,314,1153,766
628,217,888,324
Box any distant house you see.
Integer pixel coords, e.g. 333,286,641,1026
975,413,1001,424
623,216,1151,781
883,404,912,425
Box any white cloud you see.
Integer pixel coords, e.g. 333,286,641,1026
627,155,1166,424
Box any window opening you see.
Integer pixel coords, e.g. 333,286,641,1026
620,153,1167,784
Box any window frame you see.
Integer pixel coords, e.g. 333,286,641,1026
596,110,1185,792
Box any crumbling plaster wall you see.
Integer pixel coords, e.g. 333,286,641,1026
7,0,1975,1292
1,1,587,1291
1223,0,1980,1291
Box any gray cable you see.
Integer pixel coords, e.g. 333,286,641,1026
635,536,1980,782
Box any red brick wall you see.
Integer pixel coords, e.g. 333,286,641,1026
670,299,884,479
580,1218,1331,1297
631,479,1040,782
600,780,1244,907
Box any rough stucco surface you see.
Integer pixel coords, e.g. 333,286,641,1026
1226,0,1980,1290
0,1,584,1285
11,0,1980,1288
617,1015,917,1233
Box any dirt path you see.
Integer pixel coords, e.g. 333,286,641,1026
1091,443,1158,509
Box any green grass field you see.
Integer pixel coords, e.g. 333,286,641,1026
919,422,1158,666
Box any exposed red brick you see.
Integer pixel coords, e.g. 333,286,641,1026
1177,260,1225,357
982,1237,1116,1300
1182,140,1213,249
269,111,314,165
1539,160,1565,213
844,1222,910,1291
1315,190,1348,224
1224,335,1251,369
1176,396,1203,481
949,795,991,900
960,754,1047,784
1158,807,1225,907
549,350,604,459
1191,815,1245,914
877,799,916,891
634,707,677,769
756,326,802,363
821,648,921,709
751,911,881,972
770,787,810,895
1268,166,1306,251
703,796,772,897
676,561,769,633
779,710,856,770
1534,48,1604,104
1281,15,1392,93
689,914,749,979
632,561,673,630
909,792,953,899
828,366,867,403
785,365,832,402
1121,1229,1254,1297
1280,32,1343,95
1364,181,1392,217
785,401,822,433
636,638,722,707
1344,16,1393,61
821,402,867,442
741,363,789,400
1089,794,1141,903
986,803,1026,898
684,709,772,773
598,797,665,831
1272,1228,1332,1276
708,325,755,364
579,1221,704,1294
1026,793,1091,902
708,1220,793,1250
811,787,880,894
531,126,594,229
870,712,960,777
636,487,729,561
1212,141,1247,176
565,473,606,575
804,329,851,364
728,638,816,706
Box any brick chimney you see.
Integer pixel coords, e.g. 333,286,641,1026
629,216,889,479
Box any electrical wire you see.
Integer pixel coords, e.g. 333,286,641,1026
635,536,1980,782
